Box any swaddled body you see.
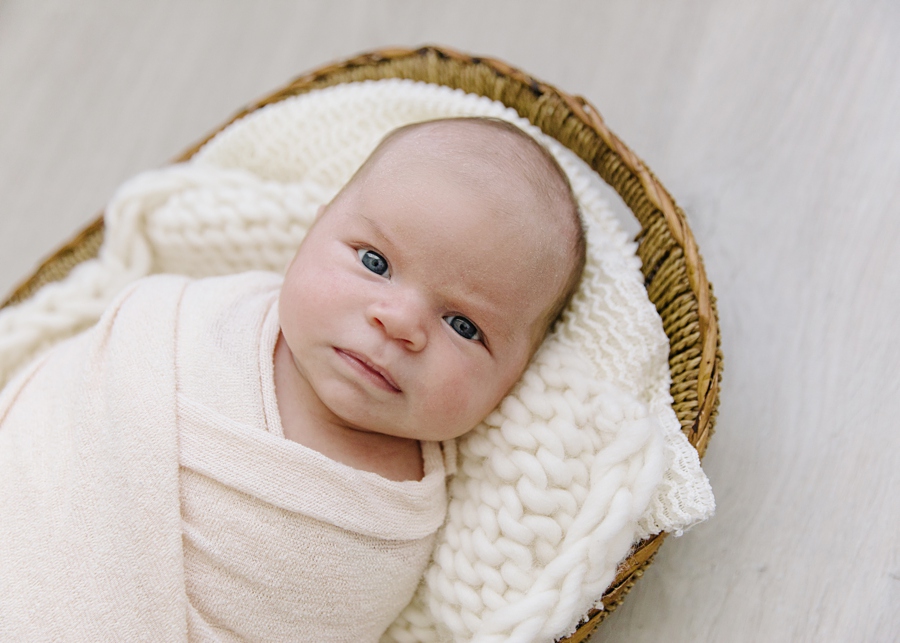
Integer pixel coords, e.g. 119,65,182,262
0,118,583,640
0,272,447,642
177,272,447,640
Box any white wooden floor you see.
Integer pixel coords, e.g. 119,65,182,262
1,1,897,641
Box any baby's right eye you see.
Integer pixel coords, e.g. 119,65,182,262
358,249,390,277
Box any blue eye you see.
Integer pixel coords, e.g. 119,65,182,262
358,249,390,277
445,315,482,341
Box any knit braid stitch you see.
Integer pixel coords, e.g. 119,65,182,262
407,347,667,642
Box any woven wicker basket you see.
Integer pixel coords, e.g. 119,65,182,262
1,46,721,641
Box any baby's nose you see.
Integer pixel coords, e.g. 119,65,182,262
366,293,428,351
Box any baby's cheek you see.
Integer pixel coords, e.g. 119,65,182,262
286,264,345,310
278,282,304,314
427,364,499,430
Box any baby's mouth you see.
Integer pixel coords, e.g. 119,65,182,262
334,348,402,393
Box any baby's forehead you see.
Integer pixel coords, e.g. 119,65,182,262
358,120,577,257
369,123,550,200
386,120,529,163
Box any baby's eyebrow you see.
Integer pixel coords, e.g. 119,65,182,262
358,214,392,245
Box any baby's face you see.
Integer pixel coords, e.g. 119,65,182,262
279,136,571,442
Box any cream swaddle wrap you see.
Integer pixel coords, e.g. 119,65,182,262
0,270,447,642
0,275,187,641
0,80,714,642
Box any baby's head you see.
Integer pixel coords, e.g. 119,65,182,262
280,117,585,442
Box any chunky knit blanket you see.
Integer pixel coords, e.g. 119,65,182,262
0,80,714,642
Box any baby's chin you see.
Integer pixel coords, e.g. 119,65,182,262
344,414,477,444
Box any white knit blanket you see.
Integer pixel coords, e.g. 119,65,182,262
0,79,714,642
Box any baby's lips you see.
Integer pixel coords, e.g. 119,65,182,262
368,359,402,392
338,348,402,392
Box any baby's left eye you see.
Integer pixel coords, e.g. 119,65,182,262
444,315,482,342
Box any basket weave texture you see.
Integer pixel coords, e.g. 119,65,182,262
2,46,722,642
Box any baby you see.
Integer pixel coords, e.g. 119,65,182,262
0,117,585,641
274,117,585,482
